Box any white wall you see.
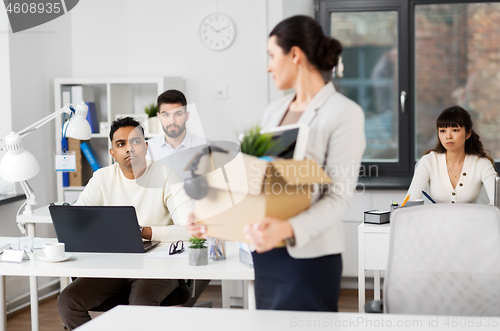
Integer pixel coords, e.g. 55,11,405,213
0,8,11,134
70,0,270,143
0,5,15,195
8,12,73,220
283,0,315,18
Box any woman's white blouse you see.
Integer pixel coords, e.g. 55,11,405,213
407,151,497,204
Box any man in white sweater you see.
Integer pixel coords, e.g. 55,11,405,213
57,117,193,330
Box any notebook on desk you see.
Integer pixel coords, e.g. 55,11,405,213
49,205,160,253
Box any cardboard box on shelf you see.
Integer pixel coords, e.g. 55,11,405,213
194,152,331,244
67,138,82,187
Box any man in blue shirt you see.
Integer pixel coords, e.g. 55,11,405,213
147,90,208,180
147,89,210,307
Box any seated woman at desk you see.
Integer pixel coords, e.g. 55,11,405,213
407,105,497,204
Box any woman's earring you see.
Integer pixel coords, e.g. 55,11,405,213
334,56,344,78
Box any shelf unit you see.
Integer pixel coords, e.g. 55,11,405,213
53,77,185,202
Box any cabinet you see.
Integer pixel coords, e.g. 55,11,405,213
53,77,185,202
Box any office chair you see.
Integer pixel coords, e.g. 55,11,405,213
365,204,500,316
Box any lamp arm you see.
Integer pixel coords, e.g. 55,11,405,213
16,181,36,235
16,106,74,138
19,180,37,215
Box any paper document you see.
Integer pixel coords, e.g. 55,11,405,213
0,243,11,253
5,237,56,250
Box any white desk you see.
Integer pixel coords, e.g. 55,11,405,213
357,223,391,313
76,305,500,331
0,238,254,331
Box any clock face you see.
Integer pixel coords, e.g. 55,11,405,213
200,13,236,51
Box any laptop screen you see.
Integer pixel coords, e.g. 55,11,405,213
49,205,155,253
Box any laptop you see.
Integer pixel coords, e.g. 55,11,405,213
49,205,160,253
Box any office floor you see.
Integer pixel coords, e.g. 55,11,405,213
6,287,371,330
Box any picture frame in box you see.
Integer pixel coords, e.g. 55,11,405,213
261,123,309,161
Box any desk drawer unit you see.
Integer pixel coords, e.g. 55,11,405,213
363,233,390,270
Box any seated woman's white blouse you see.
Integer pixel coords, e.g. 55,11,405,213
407,151,497,204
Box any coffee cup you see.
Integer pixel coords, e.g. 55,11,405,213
43,243,65,258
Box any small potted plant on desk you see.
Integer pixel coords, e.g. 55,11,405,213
189,237,208,266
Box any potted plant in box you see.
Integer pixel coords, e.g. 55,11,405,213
188,237,208,266
240,125,278,157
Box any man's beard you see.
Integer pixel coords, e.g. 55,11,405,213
163,123,186,138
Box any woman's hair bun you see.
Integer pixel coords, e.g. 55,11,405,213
315,37,343,71
270,15,343,72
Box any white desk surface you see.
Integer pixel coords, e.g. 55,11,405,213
16,205,52,224
0,239,254,280
0,238,254,331
76,306,499,331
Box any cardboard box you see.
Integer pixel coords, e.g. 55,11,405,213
194,152,331,243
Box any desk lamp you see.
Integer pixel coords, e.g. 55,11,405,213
0,103,91,233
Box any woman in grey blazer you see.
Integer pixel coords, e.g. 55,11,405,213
242,16,366,311
188,15,365,311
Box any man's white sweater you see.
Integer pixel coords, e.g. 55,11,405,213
75,161,193,242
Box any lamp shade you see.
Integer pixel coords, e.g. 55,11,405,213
0,132,40,182
64,103,92,140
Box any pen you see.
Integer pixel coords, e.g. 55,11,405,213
401,194,411,207
422,191,436,204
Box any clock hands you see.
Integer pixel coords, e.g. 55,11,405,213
216,25,229,33
207,24,230,33
207,25,218,32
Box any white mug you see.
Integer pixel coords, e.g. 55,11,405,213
43,243,65,258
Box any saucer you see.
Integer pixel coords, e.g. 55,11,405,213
35,252,72,263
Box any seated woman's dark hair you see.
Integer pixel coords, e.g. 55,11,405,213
109,117,144,142
269,15,342,72
428,105,494,165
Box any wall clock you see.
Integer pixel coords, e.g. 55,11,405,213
200,13,236,51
